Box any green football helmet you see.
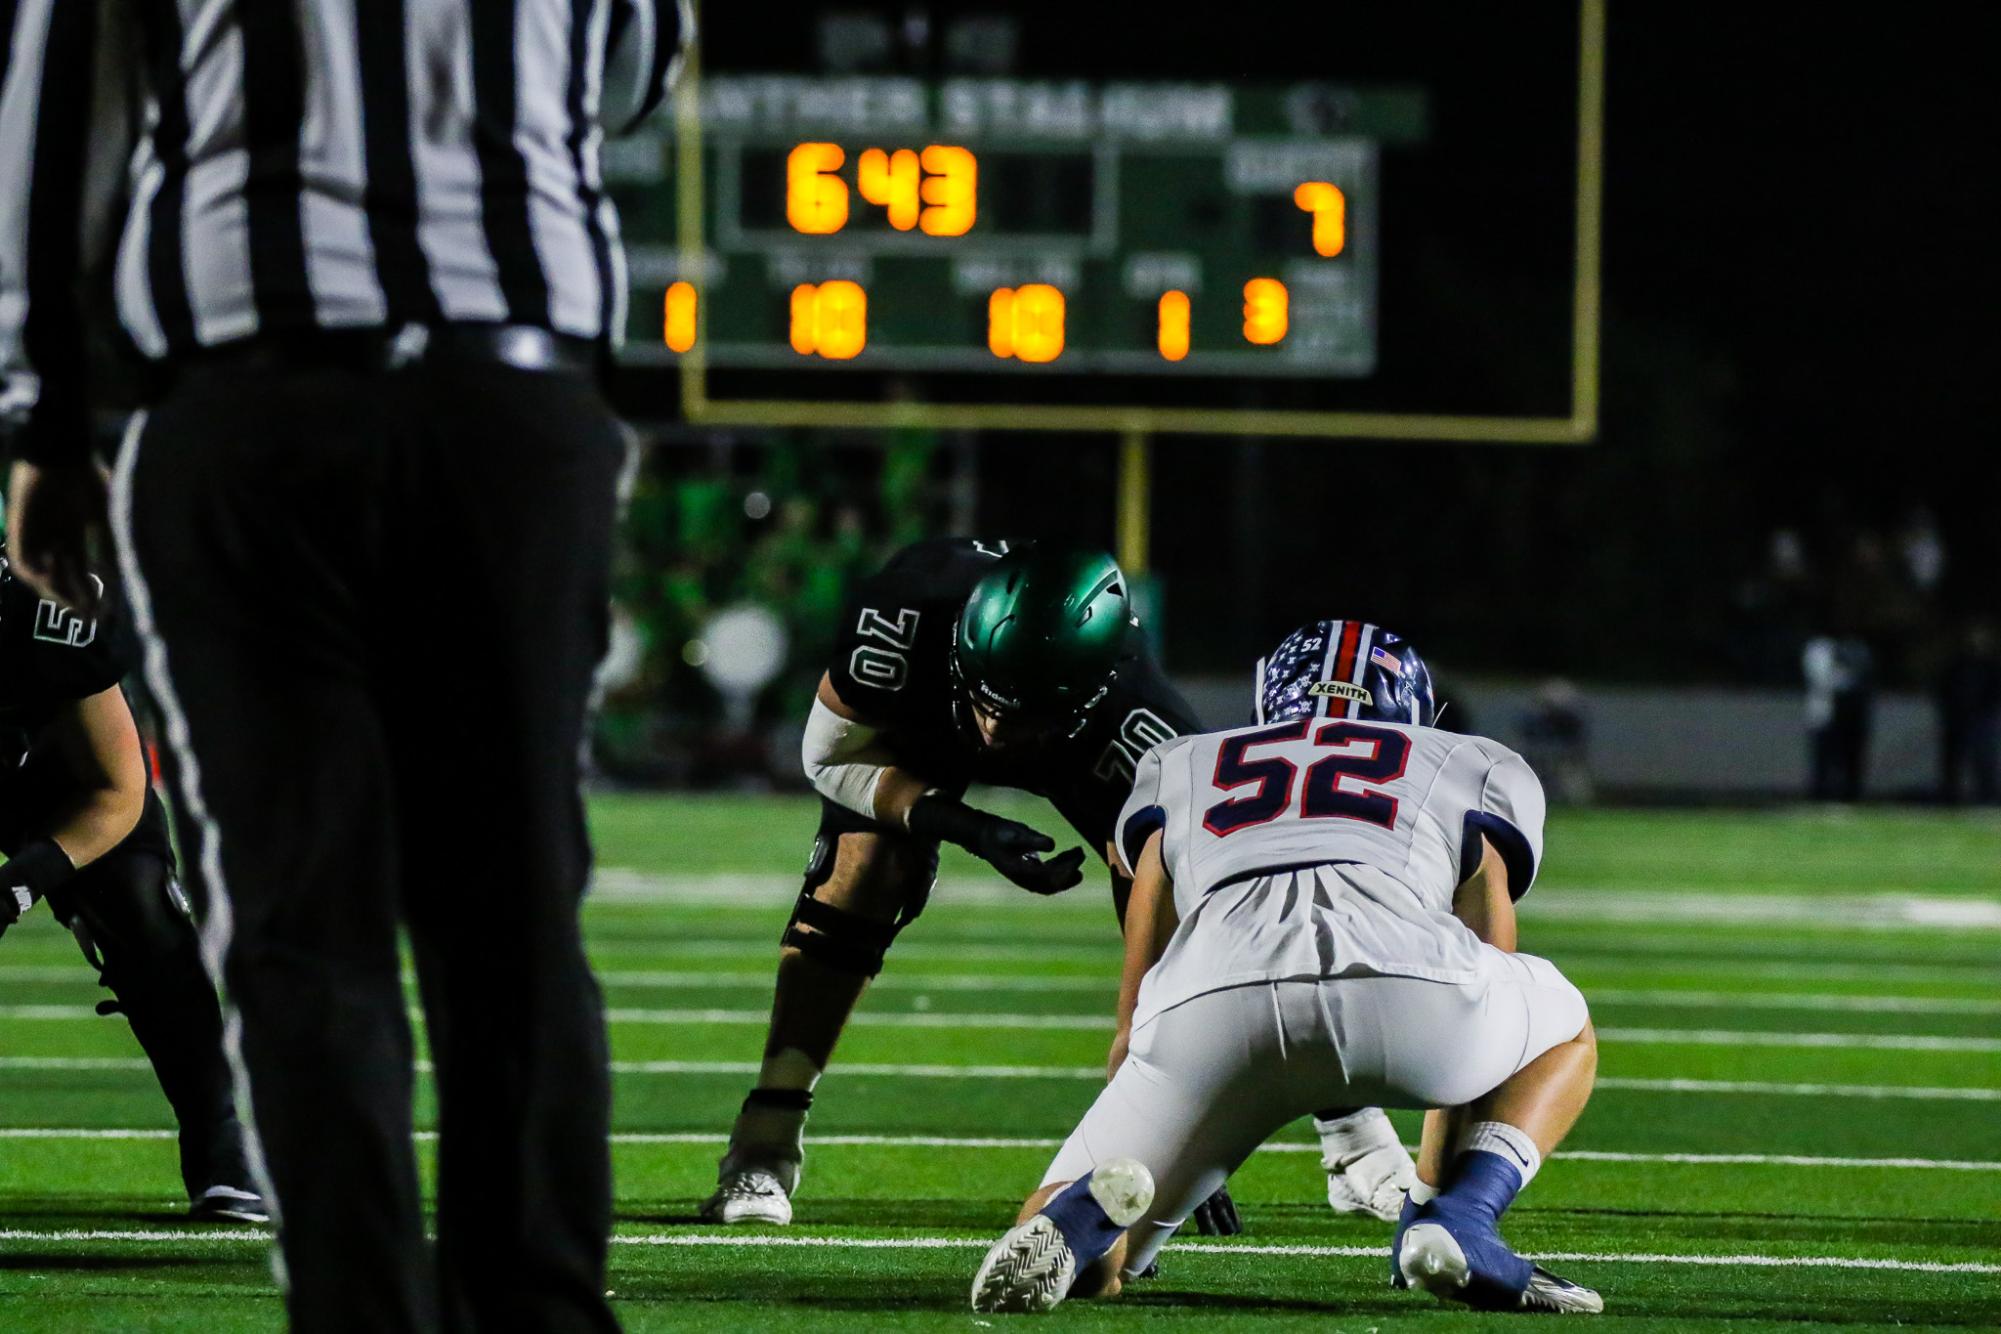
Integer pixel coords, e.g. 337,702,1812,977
953,546,1136,740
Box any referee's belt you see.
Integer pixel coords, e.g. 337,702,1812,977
187,323,600,376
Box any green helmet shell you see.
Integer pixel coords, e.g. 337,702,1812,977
955,546,1135,726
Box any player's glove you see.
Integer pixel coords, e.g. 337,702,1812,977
906,793,1086,895
0,838,75,938
1191,1183,1242,1236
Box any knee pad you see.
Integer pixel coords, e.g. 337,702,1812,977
781,833,938,975
781,892,901,978
53,854,209,1005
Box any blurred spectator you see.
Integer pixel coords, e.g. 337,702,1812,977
1897,508,1947,596
599,426,957,784
1730,528,1816,683
1831,531,1919,644
1937,618,2000,805
1519,679,1593,804
1803,635,1874,801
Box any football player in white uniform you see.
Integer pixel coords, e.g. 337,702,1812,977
971,620,1602,1315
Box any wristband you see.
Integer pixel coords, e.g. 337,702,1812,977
2,838,75,918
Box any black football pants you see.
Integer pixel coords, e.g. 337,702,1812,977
47,847,250,1201
115,359,625,1333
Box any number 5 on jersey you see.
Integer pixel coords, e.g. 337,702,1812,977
1202,719,1413,836
849,607,920,691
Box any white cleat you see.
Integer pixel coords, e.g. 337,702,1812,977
970,1159,1154,1315
1399,1221,1471,1297
1400,1221,1604,1314
1520,1266,1607,1314
1317,1108,1417,1223
699,1167,793,1225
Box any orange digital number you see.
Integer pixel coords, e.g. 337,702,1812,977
663,281,697,352
987,288,1017,358
919,145,977,237
989,284,1064,363
1293,181,1347,257
1157,290,1191,362
1243,278,1288,345
857,148,922,231
790,281,867,360
787,142,849,235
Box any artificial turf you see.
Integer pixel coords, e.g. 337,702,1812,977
2,798,1998,1329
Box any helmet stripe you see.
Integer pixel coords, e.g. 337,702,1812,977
1329,620,1363,719
1316,620,1342,718
1253,654,1269,724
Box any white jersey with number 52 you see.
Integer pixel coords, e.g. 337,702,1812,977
1114,718,1547,1024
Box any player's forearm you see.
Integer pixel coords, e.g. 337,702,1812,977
870,768,935,827
45,780,144,869
41,689,148,869
1114,833,1176,1035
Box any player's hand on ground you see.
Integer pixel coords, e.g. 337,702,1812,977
1191,1184,1242,1235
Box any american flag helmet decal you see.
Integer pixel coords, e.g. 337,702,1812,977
1254,621,1436,728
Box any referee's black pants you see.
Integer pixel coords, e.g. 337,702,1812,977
115,357,625,1333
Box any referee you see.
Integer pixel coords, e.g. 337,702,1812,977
2,2,690,1329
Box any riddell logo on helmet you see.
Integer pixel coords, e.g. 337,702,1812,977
1308,681,1372,704
971,680,1022,713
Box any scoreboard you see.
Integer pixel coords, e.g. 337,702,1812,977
610,1,1604,442
611,77,1425,379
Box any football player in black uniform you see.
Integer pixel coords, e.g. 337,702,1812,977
701,540,1416,1232
0,558,262,1221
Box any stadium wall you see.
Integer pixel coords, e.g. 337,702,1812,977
1176,679,1949,803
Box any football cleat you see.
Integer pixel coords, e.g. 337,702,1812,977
1397,1217,1603,1314
699,1167,793,1225
1388,1191,1421,1289
970,1159,1154,1314
189,1184,269,1225
1317,1108,1418,1223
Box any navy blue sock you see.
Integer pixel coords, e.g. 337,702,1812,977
1039,1172,1125,1267
1435,1150,1524,1225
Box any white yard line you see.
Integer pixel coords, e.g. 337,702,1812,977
1581,989,2001,1015
5,1054,1999,1099
586,870,2001,931
20,1001,2000,1052
1564,957,2001,985
1602,1028,2001,1053
9,1003,1997,1053
7,963,1997,1016
3,1127,1996,1173
1594,1076,2001,1101
19,964,2000,1016
1,1227,1993,1274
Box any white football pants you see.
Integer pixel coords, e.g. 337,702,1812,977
1039,953,1588,1277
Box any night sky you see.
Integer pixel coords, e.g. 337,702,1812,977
691,3,1998,680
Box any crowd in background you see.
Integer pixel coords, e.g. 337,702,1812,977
582,449,1997,807
1732,510,2000,804
593,425,966,785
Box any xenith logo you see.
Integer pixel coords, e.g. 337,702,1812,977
33,599,96,648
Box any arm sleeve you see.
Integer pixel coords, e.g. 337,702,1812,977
601,0,694,137
1460,749,1548,900
0,0,136,466
800,695,892,821
1111,746,1169,879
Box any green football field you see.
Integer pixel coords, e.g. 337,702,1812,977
3,797,1999,1330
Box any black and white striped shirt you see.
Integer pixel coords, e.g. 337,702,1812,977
0,0,690,466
